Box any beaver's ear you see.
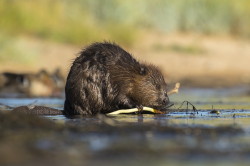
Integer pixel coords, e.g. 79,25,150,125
139,67,147,75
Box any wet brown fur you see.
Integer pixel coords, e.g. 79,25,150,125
64,42,170,115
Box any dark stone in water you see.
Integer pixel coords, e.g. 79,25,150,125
12,105,64,115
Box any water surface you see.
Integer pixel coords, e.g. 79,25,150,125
1,87,250,166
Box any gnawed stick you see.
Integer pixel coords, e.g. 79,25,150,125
108,83,180,115
107,106,163,115
167,82,180,95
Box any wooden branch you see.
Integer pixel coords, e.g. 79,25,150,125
107,106,163,115
107,82,181,115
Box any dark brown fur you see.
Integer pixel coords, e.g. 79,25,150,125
64,42,170,115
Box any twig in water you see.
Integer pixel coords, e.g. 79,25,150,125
178,101,198,113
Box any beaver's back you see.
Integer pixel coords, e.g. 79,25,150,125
64,42,169,115
64,43,139,115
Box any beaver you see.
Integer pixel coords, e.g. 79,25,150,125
64,42,170,115
11,42,172,115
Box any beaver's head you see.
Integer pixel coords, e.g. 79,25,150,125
130,65,170,110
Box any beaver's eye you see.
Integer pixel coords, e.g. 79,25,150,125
139,67,146,75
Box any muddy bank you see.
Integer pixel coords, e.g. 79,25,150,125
0,111,249,166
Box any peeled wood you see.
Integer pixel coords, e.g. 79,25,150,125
107,106,163,115
108,82,180,115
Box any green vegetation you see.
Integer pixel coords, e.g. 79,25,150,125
0,34,38,64
168,44,206,55
0,0,138,46
153,43,206,55
0,0,250,46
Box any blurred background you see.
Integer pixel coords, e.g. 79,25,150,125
1,2,250,165
1,0,250,90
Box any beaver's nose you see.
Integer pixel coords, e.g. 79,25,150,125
162,96,169,105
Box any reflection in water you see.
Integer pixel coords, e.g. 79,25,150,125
1,88,250,166
0,98,64,109
1,87,250,127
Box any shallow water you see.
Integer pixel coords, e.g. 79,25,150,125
1,87,250,166
1,87,250,133
2,87,250,122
